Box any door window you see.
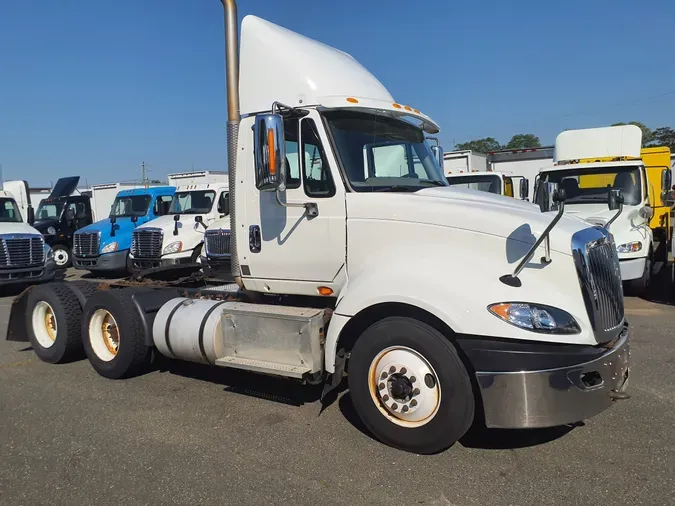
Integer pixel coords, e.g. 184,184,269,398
217,192,229,215
283,119,302,190
153,195,173,216
301,119,335,197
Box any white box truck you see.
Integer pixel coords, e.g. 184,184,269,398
488,147,555,200
443,150,488,175
10,3,630,454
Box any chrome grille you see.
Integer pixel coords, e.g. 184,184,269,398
205,229,231,257
131,228,163,258
572,228,624,341
73,232,100,257
0,235,45,267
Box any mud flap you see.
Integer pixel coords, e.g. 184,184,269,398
319,348,347,413
5,286,34,342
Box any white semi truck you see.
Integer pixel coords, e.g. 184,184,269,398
9,2,630,454
128,171,228,272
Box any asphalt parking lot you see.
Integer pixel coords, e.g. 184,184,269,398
1,270,674,505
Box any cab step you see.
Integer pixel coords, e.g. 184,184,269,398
214,356,311,378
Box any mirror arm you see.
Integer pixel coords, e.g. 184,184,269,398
501,201,566,287
275,186,318,218
605,202,623,230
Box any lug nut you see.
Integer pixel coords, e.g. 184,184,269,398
412,388,420,396
400,367,407,375
382,394,389,402
401,405,409,413
410,399,417,407
378,382,385,390
389,366,396,374
391,403,398,410
381,371,388,379
410,376,416,383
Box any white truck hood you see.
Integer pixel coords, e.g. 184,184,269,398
0,222,44,236
136,214,206,252
347,187,593,255
563,203,649,246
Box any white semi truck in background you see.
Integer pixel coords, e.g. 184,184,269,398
129,171,228,271
488,146,555,200
9,1,630,454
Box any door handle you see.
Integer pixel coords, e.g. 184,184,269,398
249,225,261,253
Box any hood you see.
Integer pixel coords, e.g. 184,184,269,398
76,218,143,251
346,187,592,255
49,176,80,199
0,222,45,236
136,214,206,251
563,203,649,244
207,216,231,231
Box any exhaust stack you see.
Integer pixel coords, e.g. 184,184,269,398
220,0,242,286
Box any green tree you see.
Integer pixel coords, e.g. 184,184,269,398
649,127,675,151
455,137,501,153
505,134,541,149
611,121,654,145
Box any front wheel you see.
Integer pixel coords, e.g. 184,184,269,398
348,317,474,454
52,245,71,269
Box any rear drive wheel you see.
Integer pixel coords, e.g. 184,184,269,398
53,245,71,268
625,255,651,296
82,288,151,379
348,317,474,454
25,283,84,363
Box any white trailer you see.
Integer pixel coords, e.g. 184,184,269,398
443,150,488,175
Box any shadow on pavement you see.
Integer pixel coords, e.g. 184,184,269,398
638,266,675,306
459,423,578,450
156,356,323,407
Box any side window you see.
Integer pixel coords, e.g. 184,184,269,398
153,195,173,216
301,119,335,198
217,192,229,215
283,119,301,190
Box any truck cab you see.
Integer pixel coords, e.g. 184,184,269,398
33,177,92,268
0,189,55,285
129,172,228,271
446,171,529,200
72,186,176,274
535,126,671,294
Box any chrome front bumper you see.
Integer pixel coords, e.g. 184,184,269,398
475,327,630,429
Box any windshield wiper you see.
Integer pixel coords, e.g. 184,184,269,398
419,180,447,187
372,185,423,193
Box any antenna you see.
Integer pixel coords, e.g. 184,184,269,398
141,161,151,188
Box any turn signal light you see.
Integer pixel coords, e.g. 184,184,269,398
317,286,334,296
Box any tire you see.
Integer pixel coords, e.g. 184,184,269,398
348,317,474,454
81,288,152,379
191,243,203,264
625,255,651,296
53,245,71,269
25,283,85,363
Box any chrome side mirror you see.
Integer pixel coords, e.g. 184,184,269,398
519,179,530,200
430,145,444,171
254,114,286,191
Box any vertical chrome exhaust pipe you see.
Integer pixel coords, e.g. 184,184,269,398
220,0,242,286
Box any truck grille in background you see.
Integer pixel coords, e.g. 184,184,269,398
131,229,163,258
572,228,624,340
73,232,100,257
0,236,45,267
205,229,231,257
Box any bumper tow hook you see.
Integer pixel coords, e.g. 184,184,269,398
609,390,631,401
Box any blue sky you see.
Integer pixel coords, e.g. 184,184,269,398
1,0,674,186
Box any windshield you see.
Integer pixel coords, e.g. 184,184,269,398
36,200,64,220
538,166,643,206
0,198,22,223
446,175,502,194
110,195,151,217
168,190,215,214
323,110,447,192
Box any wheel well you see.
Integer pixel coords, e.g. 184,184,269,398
335,302,486,427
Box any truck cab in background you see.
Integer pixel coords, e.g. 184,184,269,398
72,186,176,274
0,189,55,285
129,172,228,272
446,171,529,200
535,126,672,295
33,177,92,269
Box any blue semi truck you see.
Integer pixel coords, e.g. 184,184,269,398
72,186,175,274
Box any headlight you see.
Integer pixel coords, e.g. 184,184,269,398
488,302,580,334
163,241,183,255
617,241,642,253
47,226,56,235
44,244,54,261
101,242,118,254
